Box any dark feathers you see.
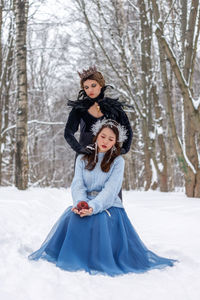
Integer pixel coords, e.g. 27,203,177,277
67,85,133,117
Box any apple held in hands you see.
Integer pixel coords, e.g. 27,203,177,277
76,201,89,211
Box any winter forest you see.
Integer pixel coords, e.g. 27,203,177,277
1,1,200,299
0,0,200,197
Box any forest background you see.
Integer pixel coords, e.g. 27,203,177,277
0,0,200,197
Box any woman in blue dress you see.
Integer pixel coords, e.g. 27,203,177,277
29,119,176,276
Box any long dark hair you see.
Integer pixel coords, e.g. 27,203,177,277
82,124,121,172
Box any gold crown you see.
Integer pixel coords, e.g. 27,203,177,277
78,66,97,80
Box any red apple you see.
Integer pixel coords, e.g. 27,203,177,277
76,201,89,211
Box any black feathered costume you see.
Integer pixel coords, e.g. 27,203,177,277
64,86,133,154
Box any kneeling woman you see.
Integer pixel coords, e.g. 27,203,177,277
28,120,177,276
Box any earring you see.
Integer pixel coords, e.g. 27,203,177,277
94,142,98,163
106,145,116,162
113,145,117,152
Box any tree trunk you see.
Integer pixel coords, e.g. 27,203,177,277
195,169,200,197
14,0,29,190
180,0,187,67
142,121,152,190
0,2,14,185
151,0,200,197
139,0,153,191
182,0,200,197
183,0,198,83
0,0,3,184
152,85,168,192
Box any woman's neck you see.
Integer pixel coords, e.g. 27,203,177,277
88,105,104,118
87,102,104,118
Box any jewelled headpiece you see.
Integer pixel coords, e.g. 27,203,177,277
91,119,127,143
78,66,98,80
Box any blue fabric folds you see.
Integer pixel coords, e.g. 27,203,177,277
28,207,176,276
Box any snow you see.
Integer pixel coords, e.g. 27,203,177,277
158,162,164,172
150,158,158,182
178,136,196,174
193,96,200,110
156,125,163,135
0,187,200,300
149,131,155,139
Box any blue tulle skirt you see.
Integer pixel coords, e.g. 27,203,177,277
28,206,176,276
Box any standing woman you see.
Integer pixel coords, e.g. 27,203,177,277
64,66,133,155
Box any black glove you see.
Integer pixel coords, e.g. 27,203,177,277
79,146,94,155
120,147,126,155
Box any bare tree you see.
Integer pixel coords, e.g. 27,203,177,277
151,0,200,197
0,0,3,184
0,1,15,184
73,0,172,191
14,0,29,189
1,0,199,196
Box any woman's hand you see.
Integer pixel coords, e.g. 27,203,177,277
71,207,81,215
79,207,93,217
71,206,93,217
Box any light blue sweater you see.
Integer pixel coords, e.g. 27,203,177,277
71,152,124,215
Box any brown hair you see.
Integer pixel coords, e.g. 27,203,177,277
82,124,121,172
80,72,105,89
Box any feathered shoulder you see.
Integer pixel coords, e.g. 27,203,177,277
67,85,132,115
67,89,93,111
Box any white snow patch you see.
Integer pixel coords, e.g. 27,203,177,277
150,159,158,183
0,187,200,300
192,96,200,110
158,162,164,172
178,137,196,174
156,125,163,135
149,131,155,139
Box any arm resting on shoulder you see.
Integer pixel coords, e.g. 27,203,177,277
64,108,82,153
119,111,133,154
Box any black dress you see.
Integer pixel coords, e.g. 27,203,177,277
64,87,133,154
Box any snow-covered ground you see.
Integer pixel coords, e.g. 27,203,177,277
0,187,200,300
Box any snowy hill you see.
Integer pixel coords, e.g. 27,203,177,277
0,187,200,300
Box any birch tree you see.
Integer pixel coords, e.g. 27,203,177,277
0,0,3,184
14,0,29,190
0,0,15,185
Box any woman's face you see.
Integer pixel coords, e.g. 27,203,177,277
97,127,116,153
83,79,102,98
